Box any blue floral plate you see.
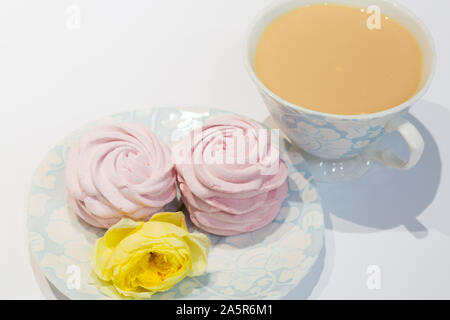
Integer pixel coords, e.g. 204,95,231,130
27,107,324,299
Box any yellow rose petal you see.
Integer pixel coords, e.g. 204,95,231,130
149,211,187,230
184,233,210,277
90,212,210,299
91,219,144,281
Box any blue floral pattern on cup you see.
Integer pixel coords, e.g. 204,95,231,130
260,91,402,160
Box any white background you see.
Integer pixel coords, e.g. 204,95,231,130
1,0,449,299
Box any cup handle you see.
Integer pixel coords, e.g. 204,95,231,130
363,116,424,170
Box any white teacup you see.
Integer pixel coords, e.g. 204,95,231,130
245,0,436,182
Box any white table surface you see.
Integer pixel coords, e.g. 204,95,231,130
1,0,449,299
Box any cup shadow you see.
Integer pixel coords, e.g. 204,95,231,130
309,100,448,238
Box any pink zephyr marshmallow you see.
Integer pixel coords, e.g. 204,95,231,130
65,122,176,228
173,115,288,236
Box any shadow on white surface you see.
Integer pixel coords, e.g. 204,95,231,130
410,101,450,238
313,101,449,239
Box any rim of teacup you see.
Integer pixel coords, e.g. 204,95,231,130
244,0,437,121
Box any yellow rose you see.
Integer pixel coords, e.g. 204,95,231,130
90,211,210,299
